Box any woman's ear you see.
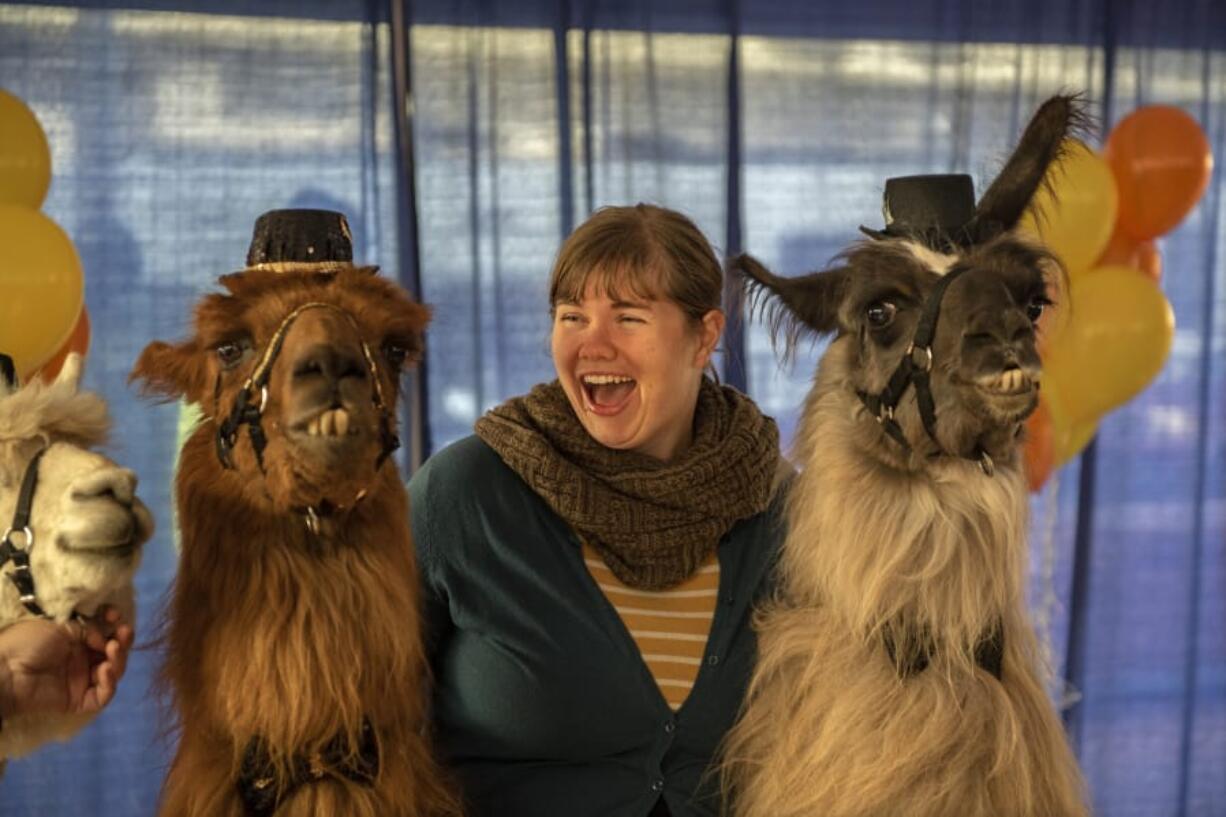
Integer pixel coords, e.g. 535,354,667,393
694,309,726,368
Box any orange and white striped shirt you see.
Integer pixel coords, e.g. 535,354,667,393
582,542,720,711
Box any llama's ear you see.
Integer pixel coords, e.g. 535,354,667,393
54,352,85,391
970,94,1089,237
130,339,210,404
731,254,849,346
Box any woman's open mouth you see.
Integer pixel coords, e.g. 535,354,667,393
580,374,637,416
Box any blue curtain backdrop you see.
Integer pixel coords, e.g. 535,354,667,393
1,1,1223,815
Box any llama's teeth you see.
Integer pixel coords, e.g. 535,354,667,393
320,410,336,437
308,417,321,436
334,408,350,436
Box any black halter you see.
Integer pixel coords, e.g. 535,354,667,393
236,717,380,817
214,301,400,532
1,449,50,618
855,265,995,476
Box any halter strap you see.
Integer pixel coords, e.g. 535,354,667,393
216,301,400,474
856,265,994,474
236,717,380,817
882,620,1004,680
1,449,49,617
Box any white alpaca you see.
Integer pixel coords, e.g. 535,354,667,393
722,96,1090,817
0,353,154,759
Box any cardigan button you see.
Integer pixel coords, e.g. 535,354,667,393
664,720,676,734
651,778,665,792
707,653,720,666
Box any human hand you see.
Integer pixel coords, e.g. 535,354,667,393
0,607,135,720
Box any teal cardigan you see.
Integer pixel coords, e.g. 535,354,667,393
408,435,786,817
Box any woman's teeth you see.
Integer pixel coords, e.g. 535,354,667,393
582,374,634,385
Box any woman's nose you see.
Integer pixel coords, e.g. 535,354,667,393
577,322,616,359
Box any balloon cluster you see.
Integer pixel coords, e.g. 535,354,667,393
1020,106,1213,491
0,88,90,382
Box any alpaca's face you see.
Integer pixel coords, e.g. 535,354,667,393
5,442,153,621
0,359,152,624
132,267,428,514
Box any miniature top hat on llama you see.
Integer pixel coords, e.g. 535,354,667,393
245,209,357,273
859,174,978,251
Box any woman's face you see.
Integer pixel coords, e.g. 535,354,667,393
551,281,723,461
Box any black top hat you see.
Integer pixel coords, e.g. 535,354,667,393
860,174,978,250
0,353,15,389
245,209,355,271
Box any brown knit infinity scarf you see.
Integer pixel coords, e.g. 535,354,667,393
475,378,780,590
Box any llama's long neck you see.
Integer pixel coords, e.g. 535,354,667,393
783,339,1031,653
166,424,427,760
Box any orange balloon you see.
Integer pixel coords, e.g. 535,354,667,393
30,307,90,383
1098,227,1162,283
1023,399,1055,492
1105,105,1213,240
1135,241,1162,283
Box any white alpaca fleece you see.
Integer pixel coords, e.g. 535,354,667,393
0,355,151,762
721,339,1088,817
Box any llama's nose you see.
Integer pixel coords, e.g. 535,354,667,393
291,343,368,386
71,467,138,506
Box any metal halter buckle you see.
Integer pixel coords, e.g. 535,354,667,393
2,526,32,550
907,343,933,372
305,506,322,536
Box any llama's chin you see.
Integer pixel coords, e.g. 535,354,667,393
54,500,154,561
277,432,382,509
973,386,1039,426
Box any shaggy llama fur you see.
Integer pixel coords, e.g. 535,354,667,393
721,96,1090,817
133,266,460,817
0,353,153,759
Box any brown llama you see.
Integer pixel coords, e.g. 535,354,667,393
721,96,1091,817
131,210,460,817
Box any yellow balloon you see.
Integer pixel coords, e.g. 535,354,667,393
1042,265,1174,426
1039,375,1099,468
1020,139,1118,275
0,90,52,208
1053,416,1099,467
0,205,84,376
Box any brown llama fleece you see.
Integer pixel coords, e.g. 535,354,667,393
133,257,461,817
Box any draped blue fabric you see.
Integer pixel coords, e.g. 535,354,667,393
1,1,1222,815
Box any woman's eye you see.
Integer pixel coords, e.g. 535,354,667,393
216,341,245,368
865,301,898,329
1026,297,1052,323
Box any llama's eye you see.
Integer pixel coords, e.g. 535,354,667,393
1026,297,1052,323
383,342,410,369
865,301,898,329
216,341,245,368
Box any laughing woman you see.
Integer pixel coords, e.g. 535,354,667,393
408,203,787,817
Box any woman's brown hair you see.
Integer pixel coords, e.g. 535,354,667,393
549,203,723,324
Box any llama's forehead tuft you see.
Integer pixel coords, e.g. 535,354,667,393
900,240,959,277
194,266,429,347
0,378,111,449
